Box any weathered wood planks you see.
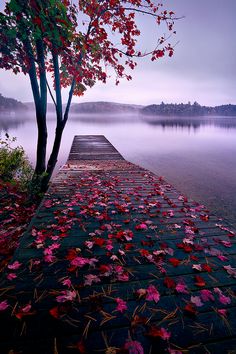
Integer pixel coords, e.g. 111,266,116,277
68,135,125,161
0,135,236,354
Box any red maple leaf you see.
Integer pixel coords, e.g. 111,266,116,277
124,243,134,250
76,340,87,353
141,240,155,247
99,264,110,273
123,219,130,224
194,275,206,287
183,244,193,253
202,264,212,272
184,303,197,316
169,258,181,267
200,215,209,221
66,249,77,260
190,255,199,261
94,238,105,246
145,325,171,340
139,249,150,257
49,306,60,319
164,277,176,289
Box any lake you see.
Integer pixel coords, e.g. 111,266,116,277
1,113,236,228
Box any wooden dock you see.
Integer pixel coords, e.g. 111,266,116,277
1,135,236,354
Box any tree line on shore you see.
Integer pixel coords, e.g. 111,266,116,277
0,93,26,112
1,93,236,116
142,102,236,116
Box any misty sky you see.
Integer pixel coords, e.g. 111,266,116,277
0,0,236,106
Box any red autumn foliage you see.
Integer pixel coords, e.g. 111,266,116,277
0,181,37,270
169,258,181,267
194,275,206,287
164,277,176,289
184,303,197,316
202,264,213,272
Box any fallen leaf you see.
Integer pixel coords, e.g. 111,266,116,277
194,275,206,287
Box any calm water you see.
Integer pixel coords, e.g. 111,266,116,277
1,114,236,227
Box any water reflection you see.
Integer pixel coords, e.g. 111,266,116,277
0,115,28,132
69,114,141,124
1,114,236,132
141,115,236,131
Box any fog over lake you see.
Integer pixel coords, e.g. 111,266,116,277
1,113,236,227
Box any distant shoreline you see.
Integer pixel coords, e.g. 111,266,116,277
1,92,236,117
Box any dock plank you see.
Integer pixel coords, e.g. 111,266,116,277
0,135,236,354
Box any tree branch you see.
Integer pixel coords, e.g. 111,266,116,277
52,52,63,122
122,7,184,21
107,32,174,59
63,78,75,126
46,78,57,109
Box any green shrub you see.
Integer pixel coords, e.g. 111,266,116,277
0,133,33,189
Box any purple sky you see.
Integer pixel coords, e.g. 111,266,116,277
0,0,236,106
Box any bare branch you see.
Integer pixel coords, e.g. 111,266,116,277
52,52,63,122
113,6,184,21
63,78,75,125
46,78,57,109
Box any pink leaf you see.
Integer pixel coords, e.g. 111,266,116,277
105,240,113,251
8,261,22,270
44,200,53,208
217,309,227,317
175,282,189,294
87,258,99,267
71,257,88,267
136,223,148,230
218,255,228,261
124,340,144,354
115,298,127,313
146,285,160,303
219,295,231,305
223,265,236,278
7,273,17,281
159,327,171,340
56,290,76,303
44,254,56,263
84,241,94,249
221,240,232,248
84,274,101,286
0,300,9,311
117,273,129,281
21,304,32,313
192,264,202,271
174,224,181,229
200,289,214,302
191,296,203,307
213,287,231,305
61,278,72,287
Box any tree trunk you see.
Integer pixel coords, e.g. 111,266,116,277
41,122,64,191
35,39,48,175
35,114,47,175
